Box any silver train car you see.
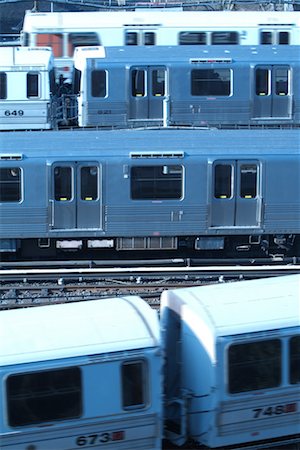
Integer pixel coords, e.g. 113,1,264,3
73,45,300,129
0,128,299,260
1,274,299,449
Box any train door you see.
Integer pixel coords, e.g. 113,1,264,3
124,30,156,46
129,66,167,121
253,65,292,119
210,160,261,228
51,162,102,229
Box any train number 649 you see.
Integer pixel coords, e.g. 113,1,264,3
4,110,24,116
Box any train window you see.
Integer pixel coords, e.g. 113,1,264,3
179,32,207,45
144,32,155,46
49,68,57,95
228,339,281,393
255,69,269,96
275,68,289,96
73,68,81,95
278,31,290,45
91,70,106,97
214,164,232,199
260,31,273,45
240,165,257,199
7,367,82,427
289,335,300,385
191,69,231,96
132,70,145,97
27,73,39,98
36,33,63,57
152,69,165,96
125,32,138,46
122,361,147,409
22,32,29,46
0,168,21,202
131,165,183,200
54,166,72,201
0,72,7,99
211,31,239,44
68,32,100,55
81,166,98,201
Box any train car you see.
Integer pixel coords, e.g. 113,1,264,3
0,47,58,131
0,296,162,449
0,128,299,261
21,10,300,82
160,274,300,448
73,45,300,128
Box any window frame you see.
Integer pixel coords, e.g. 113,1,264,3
178,31,207,45
27,72,40,98
0,72,7,99
91,69,107,98
130,164,183,200
227,339,282,394
54,165,73,202
6,366,82,428
289,335,300,385
121,360,149,410
0,167,22,203
191,68,232,97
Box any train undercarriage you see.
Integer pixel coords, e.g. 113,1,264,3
1,234,299,263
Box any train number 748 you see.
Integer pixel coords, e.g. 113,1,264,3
253,403,297,419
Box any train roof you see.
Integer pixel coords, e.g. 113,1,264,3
160,274,300,339
0,129,299,158
0,46,53,68
0,296,160,367
74,45,300,66
22,10,300,30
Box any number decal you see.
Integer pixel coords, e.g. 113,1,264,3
253,403,297,419
4,110,24,117
76,431,125,446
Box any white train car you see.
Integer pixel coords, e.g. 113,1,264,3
0,46,57,130
161,274,300,448
21,10,300,82
0,296,162,450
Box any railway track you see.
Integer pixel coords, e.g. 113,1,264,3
1,261,299,310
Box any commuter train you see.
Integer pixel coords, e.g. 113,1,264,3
1,274,299,450
73,45,300,128
21,9,300,81
0,47,59,130
1,45,300,131
0,128,299,260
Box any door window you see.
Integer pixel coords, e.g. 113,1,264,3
54,166,72,201
240,164,257,199
131,70,145,97
214,164,232,199
80,166,98,200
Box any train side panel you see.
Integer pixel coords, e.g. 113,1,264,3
75,46,300,129
21,10,300,83
0,129,299,258
161,274,300,448
0,297,162,450
0,47,57,131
